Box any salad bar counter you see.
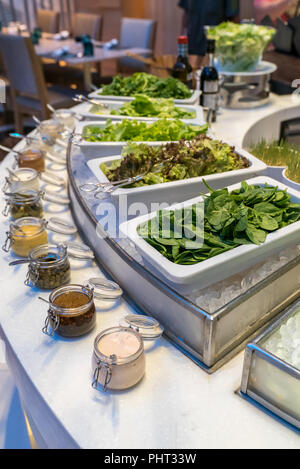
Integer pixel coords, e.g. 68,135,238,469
0,67,300,447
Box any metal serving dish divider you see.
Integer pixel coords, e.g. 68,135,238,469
239,298,300,432
67,142,300,372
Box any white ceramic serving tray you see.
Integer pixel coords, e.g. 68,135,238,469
120,177,300,294
74,100,204,124
87,144,267,206
74,120,208,158
88,89,201,105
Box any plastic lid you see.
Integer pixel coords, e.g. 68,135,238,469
87,277,123,300
120,314,164,340
66,241,94,259
178,35,188,44
47,217,77,235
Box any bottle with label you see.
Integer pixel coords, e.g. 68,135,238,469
200,39,219,122
172,36,193,89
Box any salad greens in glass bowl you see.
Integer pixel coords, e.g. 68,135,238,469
207,22,275,73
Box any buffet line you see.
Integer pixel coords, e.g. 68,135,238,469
1,70,299,432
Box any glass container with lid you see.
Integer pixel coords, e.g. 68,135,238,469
4,167,66,192
17,148,46,172
42,284,96,338
38,119,64,146
3,216,77,257
25,244,71,289
24,242,95,289
92,315,164,391
3,189,70,220
3,168,40,193
3,190,44,220
52,109,76,131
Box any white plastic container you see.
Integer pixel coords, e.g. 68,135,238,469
120,176,300,294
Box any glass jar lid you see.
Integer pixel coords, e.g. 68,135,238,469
120,314,164,340
5,189,43,204
87,277,123,300
47,217,77,235
65,241,94,259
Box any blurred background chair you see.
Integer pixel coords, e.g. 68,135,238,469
118,17,157,75
0,34,75,132
71,12,102,40
36,9,60,34
44,12,103,89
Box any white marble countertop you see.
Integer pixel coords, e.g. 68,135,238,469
0,99,300,449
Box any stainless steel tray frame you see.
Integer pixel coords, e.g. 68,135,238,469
67,144,300,372
240,300,300,431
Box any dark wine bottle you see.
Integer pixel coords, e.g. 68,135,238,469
200,39,219,121
172,36,193,88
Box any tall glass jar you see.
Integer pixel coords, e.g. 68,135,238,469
38,119,64,145
43,284,96,338
2,217,48,257
26,244,71,289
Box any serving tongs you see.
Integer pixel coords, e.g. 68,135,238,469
73,94,109,109
80,160,172,197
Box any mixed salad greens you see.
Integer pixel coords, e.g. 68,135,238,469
83,119,208,143
250,139,300,184
98,73,192,99
90,95,196,119
100,136,250,187
138,181,300,265
207,22,275,72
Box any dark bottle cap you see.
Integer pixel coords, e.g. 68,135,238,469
206,39,216,53
178,35,188,44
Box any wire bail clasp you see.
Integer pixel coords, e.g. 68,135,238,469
42,309,60,337
2,232,13,252
92,354,116,391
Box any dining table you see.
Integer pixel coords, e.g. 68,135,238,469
34,34,151,91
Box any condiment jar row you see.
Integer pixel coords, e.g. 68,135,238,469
2,216,77,257
3,189,69,220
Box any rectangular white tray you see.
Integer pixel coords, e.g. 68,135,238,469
87,144,267,206
88,88,201,105
75,120,207,158
74,100,204,124
120,177,300,294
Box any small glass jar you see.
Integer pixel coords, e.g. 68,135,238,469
3,168,40,193
92,316,164,391
3,217,48,257
3,190,43,220
43,284,96,338
3,189,70,220
52,109,76,131
17,148,46,172
3,217,77,257
38,119,64,145
25,244,71,290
